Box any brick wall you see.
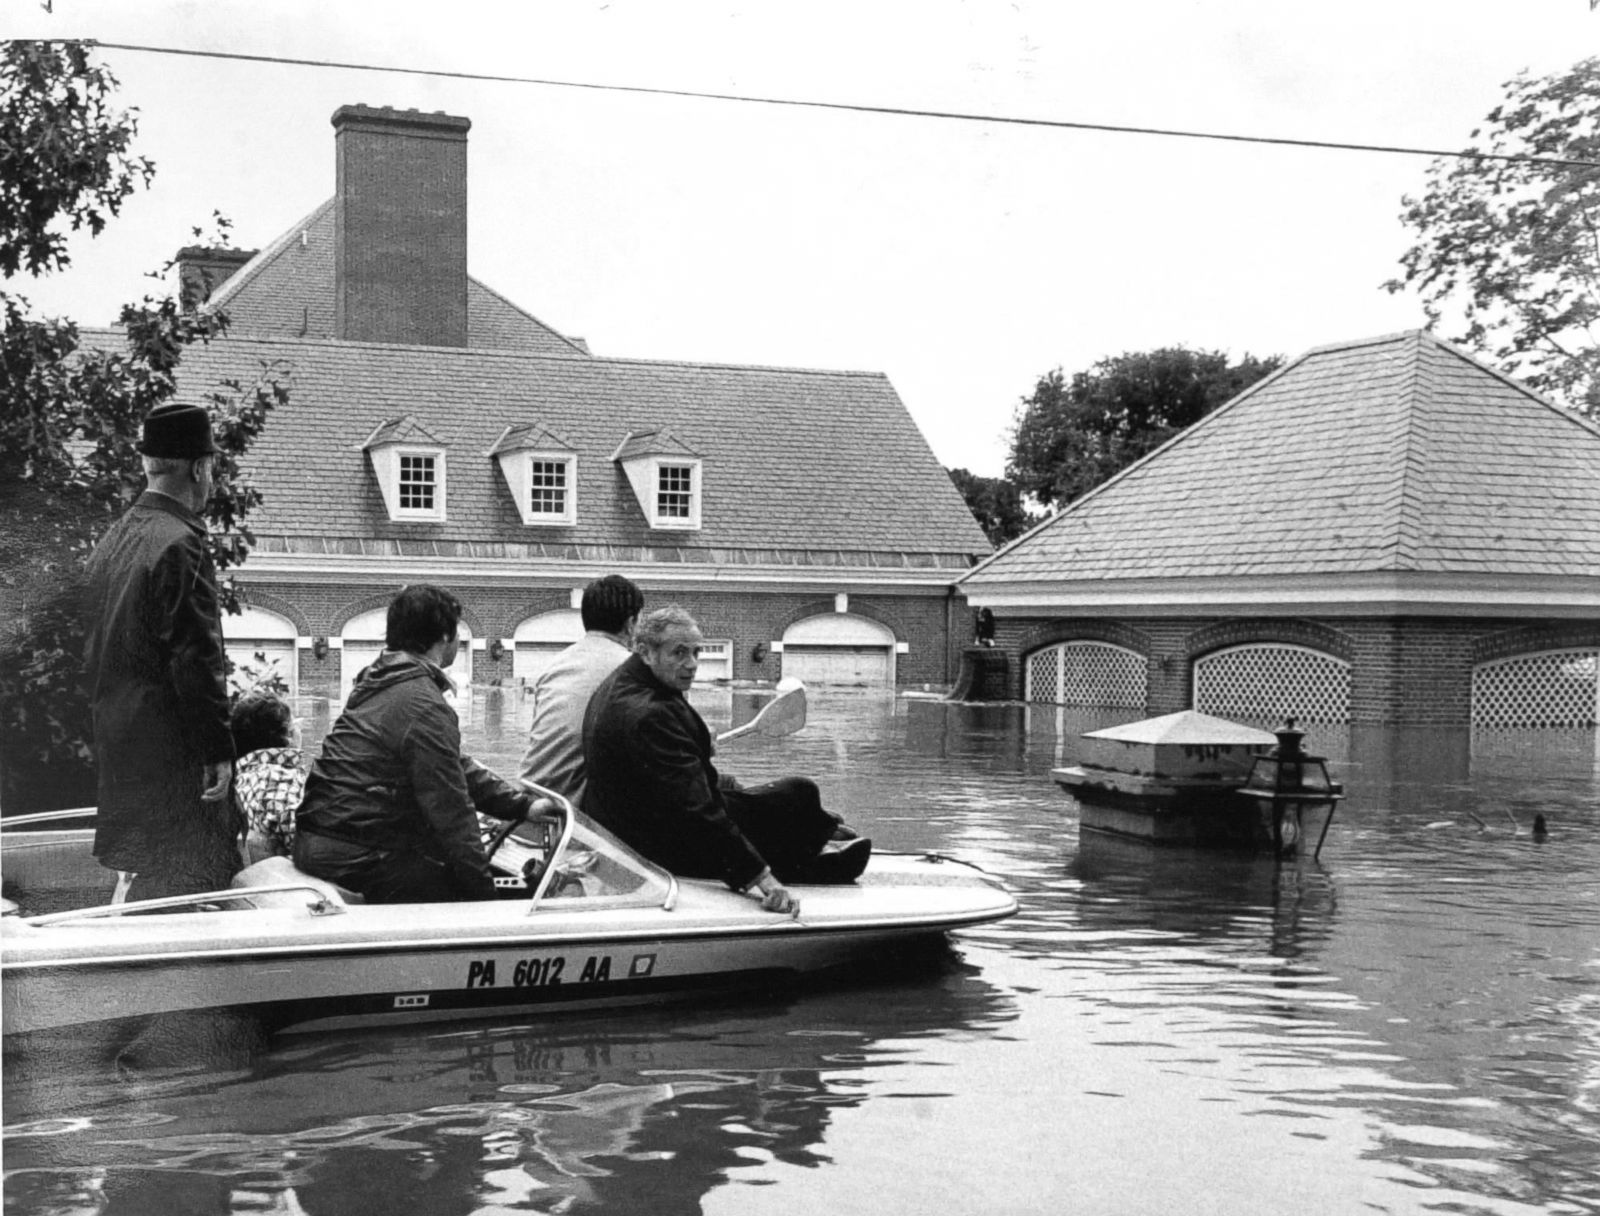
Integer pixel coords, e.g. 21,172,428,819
242,576,962,695
333,106,470,347
991,612,1600,726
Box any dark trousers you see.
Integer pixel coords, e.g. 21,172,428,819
722,776,841,884
293,831,494,904
125,852,241,903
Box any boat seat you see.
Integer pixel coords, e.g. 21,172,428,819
231,855,365,907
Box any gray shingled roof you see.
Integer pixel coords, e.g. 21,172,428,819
146,332,990,560
964,331,1600,587
207,199,591,357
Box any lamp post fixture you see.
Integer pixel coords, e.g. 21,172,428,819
1237,717,1344,858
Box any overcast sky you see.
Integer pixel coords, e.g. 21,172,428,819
10,1,1597,476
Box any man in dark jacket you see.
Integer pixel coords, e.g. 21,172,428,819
294,584,533,903
583,604,869,918
83,401,239,901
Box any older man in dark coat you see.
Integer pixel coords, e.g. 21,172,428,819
83,402,239,900
583,604,870,918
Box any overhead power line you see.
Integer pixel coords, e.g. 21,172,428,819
94,39,1600,171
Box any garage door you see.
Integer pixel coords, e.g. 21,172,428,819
341,608,472,701
513,610,584,684
223,606,299,697
780,614,896,687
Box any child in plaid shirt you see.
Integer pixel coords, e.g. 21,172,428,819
230,690,306,864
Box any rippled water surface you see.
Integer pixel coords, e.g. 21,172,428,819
6,689,1600,1215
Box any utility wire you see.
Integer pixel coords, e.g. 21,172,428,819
94,39,1600,172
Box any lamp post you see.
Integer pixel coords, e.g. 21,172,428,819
1237,717,1344,858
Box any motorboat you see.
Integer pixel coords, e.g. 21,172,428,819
1,789,1016,1040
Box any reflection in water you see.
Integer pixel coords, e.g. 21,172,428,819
6,690,1600,1215
5,959,1011,1216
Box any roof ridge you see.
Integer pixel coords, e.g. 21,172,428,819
467,274,592,356
1418,328,1600,442
207,197,335,312
962,345,1315,581
1386,330,1427,572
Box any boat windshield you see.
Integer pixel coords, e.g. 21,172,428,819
488,806,675,911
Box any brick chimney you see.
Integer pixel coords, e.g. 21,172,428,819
331,105,471,347
174,246,256,309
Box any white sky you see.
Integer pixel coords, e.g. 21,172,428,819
8,1,1597,476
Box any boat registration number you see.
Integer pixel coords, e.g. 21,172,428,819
465,951,654,990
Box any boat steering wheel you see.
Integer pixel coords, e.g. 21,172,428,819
485,815,524,859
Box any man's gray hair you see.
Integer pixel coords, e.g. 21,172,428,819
634,603,700,652
142,454,206,478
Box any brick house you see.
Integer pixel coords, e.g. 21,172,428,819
151,105,990,697
959,331,1600,737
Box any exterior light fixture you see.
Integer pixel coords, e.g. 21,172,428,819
1237,717,1344,858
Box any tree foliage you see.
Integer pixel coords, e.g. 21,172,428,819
1386,57,1600,417
1006,347,1282,509
0,40,154,278
0,41,290,810
947,467,1031,548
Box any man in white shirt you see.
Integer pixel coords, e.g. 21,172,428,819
518,575,644,805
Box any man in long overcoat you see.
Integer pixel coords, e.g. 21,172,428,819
83,401,239,900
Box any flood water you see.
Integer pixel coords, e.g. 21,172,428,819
5,688,1600,1215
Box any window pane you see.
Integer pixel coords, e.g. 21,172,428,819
399,454,436,510
530,459,568,515
657,464,692,518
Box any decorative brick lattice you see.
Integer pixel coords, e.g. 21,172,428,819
1471,650,1600,729
1024,642,1146,707
1194,644,1351,725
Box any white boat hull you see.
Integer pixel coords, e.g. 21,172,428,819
2,819,1015,1037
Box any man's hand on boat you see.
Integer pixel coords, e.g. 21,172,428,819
746,868,800,917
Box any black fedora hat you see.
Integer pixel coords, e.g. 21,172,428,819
139,402,216,458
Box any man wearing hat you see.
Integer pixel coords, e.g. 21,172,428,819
82,401,240,901
518,574,644,806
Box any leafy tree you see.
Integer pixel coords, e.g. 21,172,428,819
1006,347,1281,508
1385,57,1600,417
947,467,1030,548
0,41,290,811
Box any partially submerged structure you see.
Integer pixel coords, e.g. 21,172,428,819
962,331,1600,739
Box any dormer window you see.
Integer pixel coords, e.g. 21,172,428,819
531,458,571,517
363,417,447,522
490,423,578,526
657,462,695,520
612,429,703,531
399,452,438,512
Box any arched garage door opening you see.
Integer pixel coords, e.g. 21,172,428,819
514,610,584,684
1193,643,1350,728
1473,649,1599,730
780,614,896,687
222,606,298,697
341,608,472,701
1024,641,1146,707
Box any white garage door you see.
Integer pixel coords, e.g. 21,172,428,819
695,640,732,683
780,614,896,687
223,606,298,697
341,608,472,701
513,610,585,684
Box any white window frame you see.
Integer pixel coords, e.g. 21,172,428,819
370,443,448,522
496,449,577,527
650,457,701,530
